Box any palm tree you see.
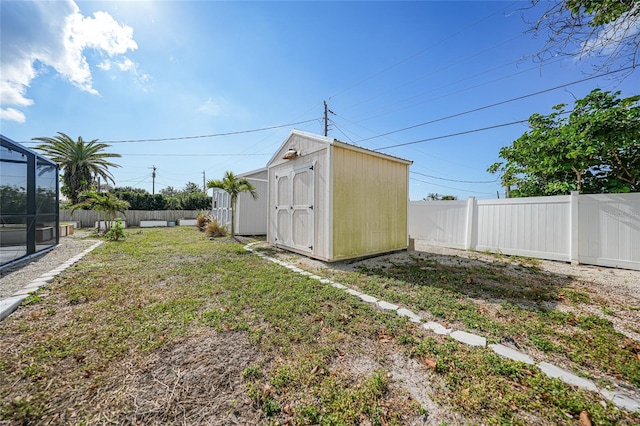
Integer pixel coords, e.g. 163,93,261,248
206,171,257,238
33,132,121,205
70,191,129,231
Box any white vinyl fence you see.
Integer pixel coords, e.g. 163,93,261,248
409,192,640,271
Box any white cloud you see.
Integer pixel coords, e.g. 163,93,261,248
581,5,640,58
97,60,112,71
198,98,228,117
0,0,142,123
0,108,26,123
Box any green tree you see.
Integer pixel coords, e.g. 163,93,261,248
183,181,204,194
112,186,149,195
71,191,130,231
33,132,121,205
529,0,640,72
423,193,458,201
160,186,177,197
489,89,640,196
206,171,257,238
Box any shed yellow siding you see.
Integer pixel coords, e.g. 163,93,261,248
332,146,408,260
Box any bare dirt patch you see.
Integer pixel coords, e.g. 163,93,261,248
95,329,265,425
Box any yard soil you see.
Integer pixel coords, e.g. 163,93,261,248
285,242,640,344
268,242,640,400
1,236,640,424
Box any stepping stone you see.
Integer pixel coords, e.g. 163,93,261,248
450,330,486,347
12,288,35,296
0,296,27,322
320,278,333,284
24,281,47,289
27,278,50,286
600,390,640,412
345,288,363,297
357,293,378,304
309,275,322,280
538,362,598,392
423,321,452,335
397,308,422,323
489,344,534,365
377,300,399,311
331,283,346,289
40,272,59,279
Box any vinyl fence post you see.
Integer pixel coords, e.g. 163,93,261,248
570,191,579,265
465,196,476,250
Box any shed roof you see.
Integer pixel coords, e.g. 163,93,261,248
267,129,412,166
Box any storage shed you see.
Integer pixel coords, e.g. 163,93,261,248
267,129,412,262
211,167,268,235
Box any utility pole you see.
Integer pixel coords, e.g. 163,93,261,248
151,165,156,195
324,100,328,136
323,100,334,137
202,171,206,192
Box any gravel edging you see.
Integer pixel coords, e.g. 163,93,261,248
0,234,102,300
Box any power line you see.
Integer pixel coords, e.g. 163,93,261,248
378,119,530,150
95,119,319,144
341,33,526,114
349,57,565,124
357,66,634,143
328,1,518,100
122,153,271,157
410,177,495,195
410,170,498,184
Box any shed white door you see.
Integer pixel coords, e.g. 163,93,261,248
274,165,314,252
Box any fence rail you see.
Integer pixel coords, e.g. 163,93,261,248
59,210,204,228
409,192,640,271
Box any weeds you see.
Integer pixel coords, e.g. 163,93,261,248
0,227,638,425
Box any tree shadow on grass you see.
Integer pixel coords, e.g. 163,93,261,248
333,248,576,311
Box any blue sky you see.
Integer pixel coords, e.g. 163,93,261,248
1,1,638,200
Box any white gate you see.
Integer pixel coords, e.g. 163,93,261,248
274,164,314,252
211,190,231,228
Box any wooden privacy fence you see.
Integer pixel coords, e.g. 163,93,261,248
408,192,640,271
59,210,204,228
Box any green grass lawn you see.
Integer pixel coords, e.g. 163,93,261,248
0,227,638,425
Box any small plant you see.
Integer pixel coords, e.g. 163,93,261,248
205,220,227,238
196,213,212,231
104,218,126,241
23,291,43,306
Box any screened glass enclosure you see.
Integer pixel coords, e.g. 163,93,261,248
1,135,59,268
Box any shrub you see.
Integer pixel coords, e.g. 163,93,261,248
196,213,212,231
104,218,126,241
205,220,227,238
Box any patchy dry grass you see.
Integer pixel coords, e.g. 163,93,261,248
328,253,640,390
0,227,639,425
